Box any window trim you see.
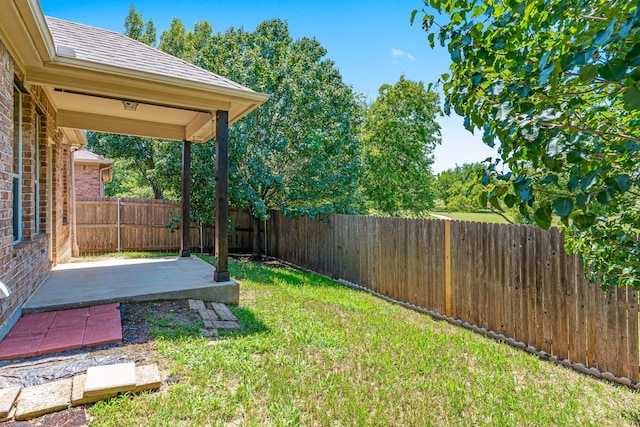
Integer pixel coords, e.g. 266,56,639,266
12,86,22,243
35,113,41,234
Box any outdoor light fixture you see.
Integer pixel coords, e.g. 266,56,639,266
54,88,212,113
123,101,138,111
0,281,11,299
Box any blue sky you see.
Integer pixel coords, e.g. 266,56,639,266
39,0,498,173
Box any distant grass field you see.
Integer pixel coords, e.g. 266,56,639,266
430,210,514,224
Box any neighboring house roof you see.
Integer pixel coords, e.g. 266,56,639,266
73,149,113,165
45,17,249,93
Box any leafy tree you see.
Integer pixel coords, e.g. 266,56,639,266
360,76,441,216
87,134,176,200
154,19,363,258
435,163,485,212
104,158,155,199
413,1,640,289
124,4,156,46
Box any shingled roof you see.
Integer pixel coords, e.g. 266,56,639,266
2,0,267,141
73,149,113,164
45,16,251,93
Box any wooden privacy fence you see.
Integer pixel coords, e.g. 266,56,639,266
266,212,639,384
75,196,257,254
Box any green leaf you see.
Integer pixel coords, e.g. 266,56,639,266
519,187,533,202
518,202,528,217
410,9,418,25
576,193,590,210
578,64,598,82
580,170,599,191
627,42,640,67
571,212,596,230
615,174,631,193
496,101,511,121
540,174,558,185
598,58,627,81
593,19,616,46
546,137,564,156
478,191,488,207
451,48,461,63
567,177,579,191
494,185,508,197
623,85,640,110
566,150,584,163
534,204,552,229
596,189,614,205
605,174,631,193
539,65,554,85
489,196,502,210
504,193,517,208
552,197,574,217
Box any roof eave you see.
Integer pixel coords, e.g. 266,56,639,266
74,157,114,166
19,0,56,61
51,55,270,105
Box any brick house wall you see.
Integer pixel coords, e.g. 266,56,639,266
0,37,74,338
75,164,102,197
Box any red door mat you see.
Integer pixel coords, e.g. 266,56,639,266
0,303,122,360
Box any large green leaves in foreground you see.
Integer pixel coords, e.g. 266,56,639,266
414,0,640,288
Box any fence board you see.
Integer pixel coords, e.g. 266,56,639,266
77,202,640,382
76,196,257,255
628,289,639,382
266,212,639,382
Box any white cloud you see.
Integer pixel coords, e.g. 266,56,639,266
391,49,415,61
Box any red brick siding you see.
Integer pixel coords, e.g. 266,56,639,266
75,163,102,197
0,38,74,338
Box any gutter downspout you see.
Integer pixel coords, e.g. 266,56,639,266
98,164,112,197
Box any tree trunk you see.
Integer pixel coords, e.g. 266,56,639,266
151,182,164,200
251,215,262,260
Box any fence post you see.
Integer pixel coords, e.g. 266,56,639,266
444,219,452,317
117,198,122,252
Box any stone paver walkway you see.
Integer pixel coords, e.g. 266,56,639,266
0,303,122,360
0,362,161,422
188,299,241,336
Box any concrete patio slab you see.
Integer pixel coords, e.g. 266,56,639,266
23,257,239,313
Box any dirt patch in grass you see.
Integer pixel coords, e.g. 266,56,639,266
6,407,88,427
120,300,202,343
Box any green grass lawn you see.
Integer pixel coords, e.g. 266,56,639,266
88,257,640,426
430,210,514,224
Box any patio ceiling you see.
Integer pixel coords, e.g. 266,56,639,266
1,0,269,142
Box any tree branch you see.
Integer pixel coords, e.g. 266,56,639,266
488,206,514,224
539,121,640,143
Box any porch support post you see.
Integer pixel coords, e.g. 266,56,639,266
214,111,230,282
180,140,191,257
